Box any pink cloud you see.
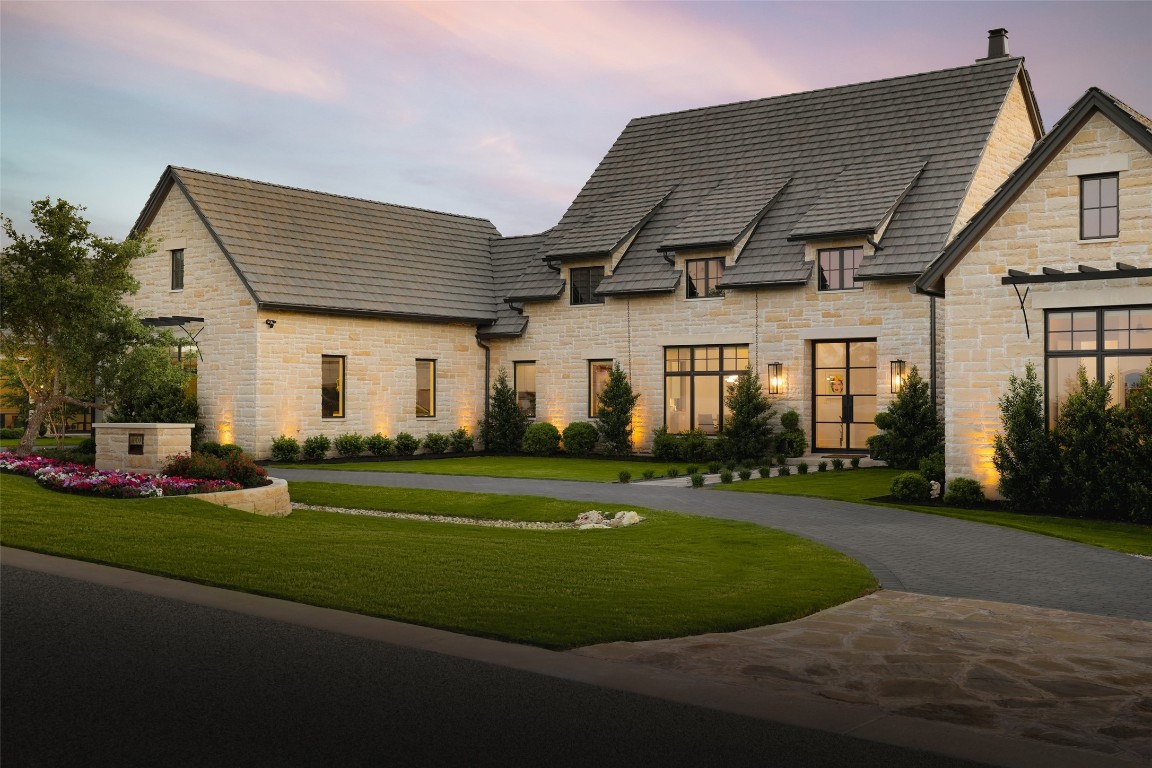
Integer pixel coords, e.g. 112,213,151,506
6,2,345,101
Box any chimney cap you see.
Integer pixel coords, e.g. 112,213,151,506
979,27,1010,61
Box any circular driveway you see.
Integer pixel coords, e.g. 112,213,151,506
272,468,1152,621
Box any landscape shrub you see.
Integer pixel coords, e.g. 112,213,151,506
618,470,631,484
776,464,791,476
394,432,420,456
850,456,861,470
797,461,808,475
422,432,450,454
707,461,722,474
817,461,828,472
685,465,699,475
993,363,1060,514
681,429,715,462
561,421,599,457
776,410,807,458
690,472,705,488
870,366,943,469
301,435,331,461
719,469,733,484
918,452,945,486
521,422,561,456
831,458,844,471
449,427,474,453
222,452,268,488
162,453,228,481
666,467,680,478
720,371,776,462
758,464,772,478
0,427,24,439
198,441,223,458
738,468,752,481
333,433,366,457
642,469,655,480
890,472,930,503
479,368,529,453
943,477,985,508
270,435,301,462
365,433,394,457
651,426,682,461
596,363,640,456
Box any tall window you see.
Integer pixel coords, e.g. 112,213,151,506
1081,174,1119,239
170,249,185,290
664,345,749,434
321,355,345,418
589,360,613,416
817,247,863,291
1046,306,1151,427
173,343,198,399
686,258,724,299
570,267,604,305
514,361,537,418
416,359,436,417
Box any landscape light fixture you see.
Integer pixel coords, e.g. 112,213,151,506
767,362,783,394
890,359,907,393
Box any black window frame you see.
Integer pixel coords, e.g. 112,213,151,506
416,359,436,418
1044,305,1152,427
321,355,345,419
817,247,863,291
170,249,185,290
514,360,537,419
685,258,725,299
570,267,605,305
1080,173,1119,240
663,344,749,434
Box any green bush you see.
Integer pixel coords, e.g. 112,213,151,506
707,462,722,474
0,427,23,439
690,472,705,488
521,422,561,456
666,467,680,478
776,410,807,458
270,435,301,462
817,461,828,472
618,470,631,484
797,461,808,475
163,453,228,481
684,465,699,475
943,477,985,508
449,427,474,453
776,464,791,477
561,421,599,457
890,472,930,503
422,432,450,454
738,468,752,481
222,452,268,488
758,464,772,478
198,441,223,458
642,469,655,480
850,456,861,470
775,453,787,467
596,363,640,456
870,366,943,469
394,432,419,456
719,469,733,484
993,363,1061,514
365,433,394,457
76,437,97,454
479,369,529,453
919,452,945,486
301,435,331,461
831,458,844,471
720,371,776,462
651,426,682,461
682,429,715,462
333,433,366,457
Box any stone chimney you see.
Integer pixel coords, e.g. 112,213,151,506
980,28,1010,60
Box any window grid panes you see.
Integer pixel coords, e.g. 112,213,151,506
686,258,725,299
589,360,613,417
170,249,185,290
514,361,537,419
1045,306,1152,427
1080,174,1119,239
817,247,863,291
321,355,345,419
664,344,749,434
570,267,605,305
416,359,435,417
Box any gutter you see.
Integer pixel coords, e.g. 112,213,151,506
475,334,491,421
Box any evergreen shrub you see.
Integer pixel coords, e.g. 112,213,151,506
365,433,394,457
422,432,450,454
871,366,943,469
270,435,301,462
394,432,420,456
301,435,331,461
890,472,930,502
521,422,561,456
333,433,366,457
449,427,474,453
943,477,985,508
561,421,599,457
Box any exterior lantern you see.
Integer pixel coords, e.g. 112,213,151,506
767,362,783,395
890,359,907,393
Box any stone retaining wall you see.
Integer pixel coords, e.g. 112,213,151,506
187,477,291,517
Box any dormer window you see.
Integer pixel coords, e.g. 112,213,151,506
686,258,724,299
570,267,604,305
1081,173,1118,239
817,247,863,291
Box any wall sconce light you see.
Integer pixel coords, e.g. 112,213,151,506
890,359,906,393
265,319,277,329
767,362,783,395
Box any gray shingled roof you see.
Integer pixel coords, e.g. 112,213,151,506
504,57,1034,296
539,186,673,260
134,167,502,322
479,233,547,337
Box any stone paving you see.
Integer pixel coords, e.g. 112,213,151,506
572,591,1152,764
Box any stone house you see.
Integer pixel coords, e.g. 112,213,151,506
917,88,1152,495
126,33,1048,462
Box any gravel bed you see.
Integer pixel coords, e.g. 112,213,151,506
291,503,576,529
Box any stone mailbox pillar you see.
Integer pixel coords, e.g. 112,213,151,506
94,423,195,474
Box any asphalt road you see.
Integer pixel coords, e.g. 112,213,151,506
273,468,1152,621
1,565,985,768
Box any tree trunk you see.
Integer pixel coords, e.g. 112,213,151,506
17,399,54,456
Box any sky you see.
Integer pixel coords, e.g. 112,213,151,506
2,1,1151,242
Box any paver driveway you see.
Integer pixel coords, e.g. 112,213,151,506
271,468,1152,622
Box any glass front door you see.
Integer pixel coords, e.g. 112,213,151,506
813,340,878,451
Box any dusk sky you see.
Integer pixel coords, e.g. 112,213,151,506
3,1,1151,242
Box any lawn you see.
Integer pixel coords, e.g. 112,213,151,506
722,468,1152,556
269,455,673,482
0,475,876,649
0,436,87,449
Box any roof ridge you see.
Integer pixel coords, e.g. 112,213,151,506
170,166,496,225
628,57,1023,124
492,229,553,241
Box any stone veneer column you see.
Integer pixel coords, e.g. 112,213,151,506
94,423,194,474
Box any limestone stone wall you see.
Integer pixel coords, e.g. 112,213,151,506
188,477,292,517
942,110,1152,495
126,187,259,449
489,243,937,452
94,422,194,474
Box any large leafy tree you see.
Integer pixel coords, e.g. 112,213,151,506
1,198,152,454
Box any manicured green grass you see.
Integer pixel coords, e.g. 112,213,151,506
724,468,1152,556
270,455,671,483
0,436,86,448
0,475,876,649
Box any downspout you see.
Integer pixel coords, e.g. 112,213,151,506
929,295,938,409
475,333,491,420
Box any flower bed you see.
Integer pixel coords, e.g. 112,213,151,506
0,454,241,498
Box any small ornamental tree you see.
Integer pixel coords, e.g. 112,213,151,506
1053,369,1123,519
1117,364,1152,522
105,341,199,426
720,371,776,462
993,362,1060,514
596,362,640,456
479,368,529,453
870,365,942,469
